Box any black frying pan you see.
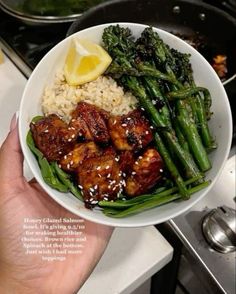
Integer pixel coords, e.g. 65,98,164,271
67,0,236,85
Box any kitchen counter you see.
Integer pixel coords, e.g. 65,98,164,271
0,52,173,294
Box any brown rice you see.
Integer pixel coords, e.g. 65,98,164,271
42,71,138,121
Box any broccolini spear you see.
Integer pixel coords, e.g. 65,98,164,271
103,25,203,198
154,33,215,150
138,27,213,170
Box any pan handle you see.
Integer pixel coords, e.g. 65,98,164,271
202,0,236,17
223,74,236,86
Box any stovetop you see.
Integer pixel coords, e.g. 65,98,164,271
0,9,71,70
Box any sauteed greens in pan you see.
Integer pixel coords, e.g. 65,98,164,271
27,25,215,218
17,0,106,16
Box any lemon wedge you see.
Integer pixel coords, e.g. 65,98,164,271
64,38,112,86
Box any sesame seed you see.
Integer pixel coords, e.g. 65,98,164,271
90,188,94,192
91,200,98,205
71,134,75,139
160,169,163,173
58,151,62,154
152,99,157,105
118,172,122,176
98,174,102,178
112,187,116,191
64,155,67,159
131,171,136,175
70,160,74,165
89,192,93,196
96,166,101,170
115,157,120,162
150,126,154,129
126,117,131,120
105,165,110,170
44,129,49,133
94,185,98,189
67,164,70,169
125,130,129,135
113,120,117,125
135,161,139,165
122,123,127,127
71,119,76,122
78,185,83,189
138,156,143,159
141,107,145,111
58,164,61,168
68,127,71,130
71,127,75,130
107,173,111,178
68,138,72,142
68,152,72,156
122,172,126,177
145,131,149,134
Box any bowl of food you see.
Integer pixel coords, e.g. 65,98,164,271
19,23,232,227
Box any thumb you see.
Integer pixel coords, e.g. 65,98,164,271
0,113,24,181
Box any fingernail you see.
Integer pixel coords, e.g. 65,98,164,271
10,111,18,131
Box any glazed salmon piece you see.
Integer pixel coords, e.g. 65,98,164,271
71,102,110,145
108,109,153,151
59,142,100,172
77,153,123,207
125,148,164,196
30,114,78,162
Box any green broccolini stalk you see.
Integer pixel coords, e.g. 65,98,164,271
99,174,202,209
121,75,167,129
166,87,210,101
154,132,189,199
169,45,216,149
142,77,172,128
172,118,190,152
102,180,210,218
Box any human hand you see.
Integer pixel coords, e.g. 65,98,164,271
0,114,113,294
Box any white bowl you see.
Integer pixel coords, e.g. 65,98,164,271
19,23,232,227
